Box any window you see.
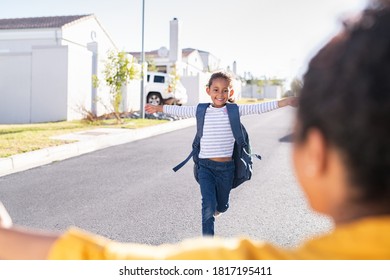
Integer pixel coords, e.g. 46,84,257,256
154,75,165,83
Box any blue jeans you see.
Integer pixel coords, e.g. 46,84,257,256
197,159,235,236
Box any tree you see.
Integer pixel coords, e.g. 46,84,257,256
290,77,303,96
168,64,181,105
269,77,285,86
102,51,139,121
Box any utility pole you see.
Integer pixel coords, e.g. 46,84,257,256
140,0,146,118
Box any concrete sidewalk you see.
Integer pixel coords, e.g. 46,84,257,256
0,118,195,177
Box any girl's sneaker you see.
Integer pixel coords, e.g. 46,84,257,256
214,211,222,218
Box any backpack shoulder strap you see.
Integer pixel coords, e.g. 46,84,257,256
226,103,246,146
172,103,209,172
195,103,209,139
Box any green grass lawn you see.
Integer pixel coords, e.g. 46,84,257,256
0,98,269,158
0,118,166,158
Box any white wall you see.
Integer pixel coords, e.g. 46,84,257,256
0,30,69,123
241,84,263,99
0,46,69,124
62,17,116,59
181,73,210,105
30,46,68,123
0,29,60,52
63,16,118,118
0,15,120,123
264,85,282,99
183,51,204,76
199,52,220,72
122,79,141,112
0,53,32,123
66,44,92,120
241,84,282,99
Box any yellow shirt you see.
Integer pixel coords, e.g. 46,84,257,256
48,216,390,260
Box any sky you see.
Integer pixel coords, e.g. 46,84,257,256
1,0,369,83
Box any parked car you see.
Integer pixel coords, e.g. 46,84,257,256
145,72,188,105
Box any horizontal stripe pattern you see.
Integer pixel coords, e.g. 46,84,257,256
199,106,234,158
163,101,279,159
238,100,279,116
163,105,197,117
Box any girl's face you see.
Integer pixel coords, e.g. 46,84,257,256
206,78,234,108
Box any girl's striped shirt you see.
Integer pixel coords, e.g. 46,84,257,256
163,101,279,158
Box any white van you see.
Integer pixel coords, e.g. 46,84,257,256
146,72,188,105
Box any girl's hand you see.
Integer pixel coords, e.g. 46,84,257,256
286,96,299,107
145,104,163,114
0,202,13,228
278,96,299,108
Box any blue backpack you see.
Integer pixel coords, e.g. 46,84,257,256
173,103,261,188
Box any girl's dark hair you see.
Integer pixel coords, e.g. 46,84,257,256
296,3,390,202
207,71,235,102
207,71,233,88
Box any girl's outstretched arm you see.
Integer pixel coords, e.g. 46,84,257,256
278,96,298,108
145,104,163,114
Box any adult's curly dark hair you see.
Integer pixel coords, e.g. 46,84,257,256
296,2,390,203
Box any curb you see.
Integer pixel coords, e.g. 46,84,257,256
0,118,195,177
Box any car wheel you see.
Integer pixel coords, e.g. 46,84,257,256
147,93,163,105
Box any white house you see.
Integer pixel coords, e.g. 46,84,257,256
181,48,204,76
0,14,134,124
0,15,248,123
130,18,243,105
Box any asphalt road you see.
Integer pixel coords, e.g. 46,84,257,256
0,106,332,247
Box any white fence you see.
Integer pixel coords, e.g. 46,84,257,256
241,84,282,100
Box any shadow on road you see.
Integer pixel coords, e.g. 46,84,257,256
279,133,294,143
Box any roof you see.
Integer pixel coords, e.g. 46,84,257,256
182,48,198,57
0,15,93,30
183,48,209,54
